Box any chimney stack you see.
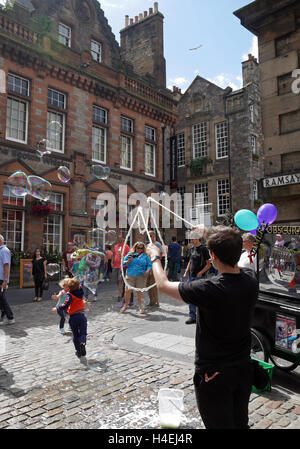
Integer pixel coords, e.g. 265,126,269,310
154,2,159,13
149,7,153,14
125,15,129,27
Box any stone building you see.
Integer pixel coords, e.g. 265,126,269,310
0,0,177,254
172,55,263,241
235,0,300,225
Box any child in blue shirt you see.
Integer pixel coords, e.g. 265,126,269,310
51,278,70,334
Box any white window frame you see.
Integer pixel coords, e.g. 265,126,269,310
91,39,102,63
250,104,254,123
251,135,257,155
6,96,29,144
43,193,63,253
93,105,107,124
48,88,66,110
145,125,156,141
46,110,65,153
58,23,71,48
217,179,230,217
120,134,133,171
215,122,228,159
253,180,258,201
8,73,30,97
177,133,185,167
145,143,156,177
121,116,134,134
3,184,26,206
193,122,208,158
2,208,25,251
92,125,107,164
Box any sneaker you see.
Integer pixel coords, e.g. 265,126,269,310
106,279,110,282
75,351,81,359
139,309,145,314
8,319,15,325
59,328,66,335
79,342,86,357
185,317,196,324
0,317,8,325
120,305,128,313
120,301,125,309
129,301,134,307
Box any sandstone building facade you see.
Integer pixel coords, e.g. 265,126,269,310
0,0,177,254
235,0,300,225
172,55,263,241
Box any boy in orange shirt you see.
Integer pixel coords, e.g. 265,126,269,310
52,278,87,359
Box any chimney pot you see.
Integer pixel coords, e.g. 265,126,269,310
154,2,159,13
130,18,134,25
125,15,129,27
135,16,138,23
139,13,143,21
149,7,153,14
144,11,147,17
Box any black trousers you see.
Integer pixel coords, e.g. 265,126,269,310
0,280,14,320
34,276,44,298
193,361,253,429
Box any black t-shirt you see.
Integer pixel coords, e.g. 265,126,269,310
32,257,46,278
188,245,210,277
179,268,258,373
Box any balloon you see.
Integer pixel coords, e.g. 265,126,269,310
257,203,277,225
234,209,259,231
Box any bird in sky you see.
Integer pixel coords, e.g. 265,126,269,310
189,45,203,51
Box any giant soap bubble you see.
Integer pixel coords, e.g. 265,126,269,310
92,165,111,180
28,175,52,202
7,171,30,197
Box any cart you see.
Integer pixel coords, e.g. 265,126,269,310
250,227,300,372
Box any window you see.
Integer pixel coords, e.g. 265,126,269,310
47,89,66,153
91,198,106,248
6,97,28,143
217,179,230,216
145,125,156,141
92,125,106,163
47,110,65,153
194,182,209,213
58,23,71,47
176,186,185,221
91,39,102,63
2,209,24,251
280,109,300,134
8,73,30,96
177,133,185,167
251,135,257,155
6,74,30,144
93,105,107,124
250,104,254,123
3,184,25,207
193,122,207,158
145,143,155,176
253,180,258,201
2,184,25,251
121,116,133,134
48,88,66,109
120,135,132,170
215,122,228,159
43,193,63,253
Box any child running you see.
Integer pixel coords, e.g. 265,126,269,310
51,278,70,335
52,277,88,360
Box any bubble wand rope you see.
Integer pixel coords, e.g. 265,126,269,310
147,196,195,229
120,206,167,293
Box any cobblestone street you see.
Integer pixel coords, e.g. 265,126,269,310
0,282,299,430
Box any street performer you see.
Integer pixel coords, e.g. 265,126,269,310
147,225,258,429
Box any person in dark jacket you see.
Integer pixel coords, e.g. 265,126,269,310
32,249,47,302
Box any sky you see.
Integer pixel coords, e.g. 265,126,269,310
98,0,258,93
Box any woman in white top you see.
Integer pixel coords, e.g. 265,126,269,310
238,233,257,272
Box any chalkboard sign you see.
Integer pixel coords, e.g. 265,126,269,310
20,259,34,288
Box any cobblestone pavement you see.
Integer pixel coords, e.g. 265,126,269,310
0,283,299,430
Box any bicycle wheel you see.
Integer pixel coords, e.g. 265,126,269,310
251,328,269,362
269,354,298,372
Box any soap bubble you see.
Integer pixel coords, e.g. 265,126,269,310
28,175,52,202
46,263,60,277
48,121,62,137
106,230,117,245
7,171,30,197
36,139,51,159
92,165,111,180
57,166,71,183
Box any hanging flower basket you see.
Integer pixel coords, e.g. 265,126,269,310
30,200,53,217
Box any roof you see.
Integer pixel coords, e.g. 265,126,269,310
12,0,35,12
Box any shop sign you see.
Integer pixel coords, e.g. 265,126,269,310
263,173,300,188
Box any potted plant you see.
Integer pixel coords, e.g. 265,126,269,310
189,157,211,176
254,199,263,207
252,152,259,161
30,199,53,217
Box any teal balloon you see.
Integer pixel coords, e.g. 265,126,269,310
234,209,259,231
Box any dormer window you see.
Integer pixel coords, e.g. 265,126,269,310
91,39,102,63
58,23,71,48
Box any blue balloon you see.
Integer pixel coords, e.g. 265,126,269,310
234,209,259,231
